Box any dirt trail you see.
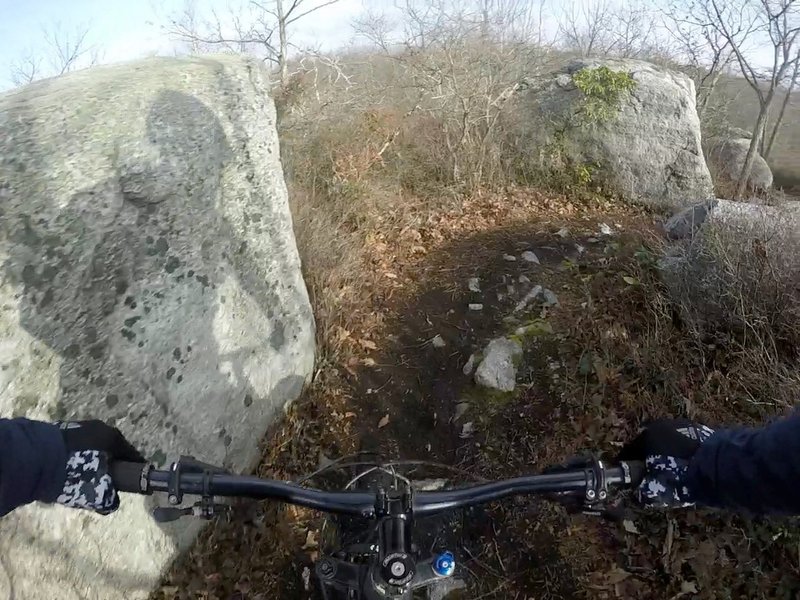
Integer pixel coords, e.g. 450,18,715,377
157,192,663,599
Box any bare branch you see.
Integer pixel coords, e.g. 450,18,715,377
285,0,342,26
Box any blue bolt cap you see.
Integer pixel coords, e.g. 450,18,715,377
433,551,455,577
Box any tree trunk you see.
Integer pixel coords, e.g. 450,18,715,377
276,0,289,87
697,65,726,119
764,60,800,160
735,103,770,199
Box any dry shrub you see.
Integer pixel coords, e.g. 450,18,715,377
660,207,800,415
286,184,368,361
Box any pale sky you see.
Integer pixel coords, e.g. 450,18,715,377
0,0,370,90
0,0,781,92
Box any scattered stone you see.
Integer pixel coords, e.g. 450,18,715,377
460,422,476,438
503,254,517,262
599,223,615,236
468,303,484,311
453,402,470,421
521,250,540,264
513,285,543,313
556,227,570,238
318,451,335,470
431,334,446,348
587,237,600,243
462,353,477,375
542,288,559,307
515,321,553,337
518,275,531,284
429,577,467,600
576,244,586,254
506,284,516,296
468,277,481,292
474,337,523,392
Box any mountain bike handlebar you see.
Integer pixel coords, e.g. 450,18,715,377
110,458,644,518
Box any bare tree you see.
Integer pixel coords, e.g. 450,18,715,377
9,53,42,87
9,23,99,87
664,3,735,118
167,0,340,86
556,0,658,59
557,0,615,57
763,46,800,158
355,0,545,187
686,0,800,198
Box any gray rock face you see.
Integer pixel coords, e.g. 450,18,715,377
0,56,315,599
474,338,523,392
516,58,713,209
707,137,774,191
664,200,718,240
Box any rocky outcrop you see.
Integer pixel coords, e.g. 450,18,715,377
514,58,714,209
0,56,315,599
707,136,774,191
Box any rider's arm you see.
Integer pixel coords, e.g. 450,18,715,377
0,418,67,516
686,412,800,515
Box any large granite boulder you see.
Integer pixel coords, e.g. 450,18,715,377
707,136,774,191
0,55,315,598
513,58,714,208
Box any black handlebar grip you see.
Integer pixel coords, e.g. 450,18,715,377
110,461,150,494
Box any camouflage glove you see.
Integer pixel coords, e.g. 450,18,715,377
619,419,715,508
57,421,144,515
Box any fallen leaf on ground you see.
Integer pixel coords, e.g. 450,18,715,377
302,530,318,550
606,567,631,585
359,339,378,351
623,519,640,534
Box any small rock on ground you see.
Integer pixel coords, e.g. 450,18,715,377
468,277,481,292
429,578,467,600
503,254,517,262
521,250,540,263
514,285,543,313
462,353,477,375
431,334,446,348
453,402,469,421
599,223,615,236
474,337,523,392
468,303,484,311
542,288,559,307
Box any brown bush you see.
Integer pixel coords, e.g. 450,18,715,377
657,211,800,416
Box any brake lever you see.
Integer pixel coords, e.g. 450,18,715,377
153,499,233,522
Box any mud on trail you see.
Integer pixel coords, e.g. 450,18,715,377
158,191,800,599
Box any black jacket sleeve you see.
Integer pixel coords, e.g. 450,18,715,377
686,412,800,515
0,418,67,516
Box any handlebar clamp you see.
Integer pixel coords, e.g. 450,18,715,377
584,458,608,505
167,456,231,505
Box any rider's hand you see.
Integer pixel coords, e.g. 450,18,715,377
56,420,144,515
618,419,715,508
